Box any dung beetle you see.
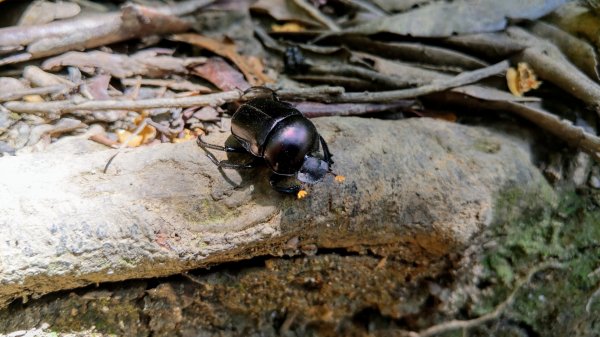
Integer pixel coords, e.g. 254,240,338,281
197,87,336,195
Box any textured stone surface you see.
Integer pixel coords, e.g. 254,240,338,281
0,117,552,308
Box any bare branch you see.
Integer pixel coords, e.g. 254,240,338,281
0,0,216,65
3,87,345,115
331,60,510,103
0,84,72,102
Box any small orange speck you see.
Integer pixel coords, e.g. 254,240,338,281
335,175,346,183
297,190,308,199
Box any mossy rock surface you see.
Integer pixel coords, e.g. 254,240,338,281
1,117,582,336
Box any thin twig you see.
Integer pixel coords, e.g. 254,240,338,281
5,90,243,115
0,84,71,102
310,63,416,88
89,134,118,148
292,0,341,31
120,78,211,93
407,261,565,337
3,87,345,115
330,60,510,103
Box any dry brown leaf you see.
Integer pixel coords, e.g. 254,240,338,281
116,130,143,147
192,57,250,91
172,129,195,143
116,124,156,147
171,33,272,86
43,49,206,79
251,0,320,26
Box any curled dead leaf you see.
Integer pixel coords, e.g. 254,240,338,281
171,33,273,86
297,190,308,199
506,62,542,97
172,129,196,143
116,124,156,147
116,130,143,147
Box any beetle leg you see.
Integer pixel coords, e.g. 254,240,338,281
319,136,335,167
197,135,247,153
197,135,258,169
214,159,259,169
269,174,302,194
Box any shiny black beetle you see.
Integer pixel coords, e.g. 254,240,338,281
197,88,335,194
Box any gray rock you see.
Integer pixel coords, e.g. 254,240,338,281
0,117,553,308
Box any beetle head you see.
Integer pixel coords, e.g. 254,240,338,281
297,156,329,184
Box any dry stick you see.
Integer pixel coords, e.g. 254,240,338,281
2,87,345,115
331,60,510,103
408,261,565,337
0,84,71,102
292,0,341,31
310,63,416,88
434,92,600,161
0,0,215,66
3,61,506,114
5,90,243,114
488,100,600,161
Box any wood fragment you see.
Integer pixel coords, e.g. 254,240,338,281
0,0,216,65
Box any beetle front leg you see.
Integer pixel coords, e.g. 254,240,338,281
197,135,258,169
319,136,334,167
197,135,247,153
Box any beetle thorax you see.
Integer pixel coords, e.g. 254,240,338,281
263,115,319,175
